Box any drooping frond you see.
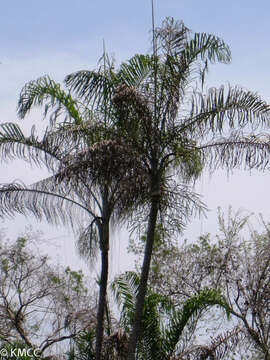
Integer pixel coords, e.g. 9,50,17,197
158,180,206,234
0,122,66,170
198,133,270,172
0,119,116,173
17,75,83,125
163,288,230,357
47,120,103,157
76,222,100,267
0,180,94,230
184,86,270,135
181,32,231,64
128,179,206,237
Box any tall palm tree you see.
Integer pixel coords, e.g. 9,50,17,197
0,72,145,360
64,18,270,358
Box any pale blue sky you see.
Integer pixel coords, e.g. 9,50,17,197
2,0,270,105
1,0,270,272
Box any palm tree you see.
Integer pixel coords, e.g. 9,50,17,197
0,73,145,360
63,18,270,359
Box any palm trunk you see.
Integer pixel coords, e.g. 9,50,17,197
127,196,159,360
95,220,109,360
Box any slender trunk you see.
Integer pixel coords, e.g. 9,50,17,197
95,220,109,360
127,195,159,360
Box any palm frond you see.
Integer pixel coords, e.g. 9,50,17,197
119,54,153,87
164,288,230,356
156,18,190,56
111,272,139,331
138,290,171,360
76,219,100,266
158,181,206,234
198,133,270,171
111,272,167,360
156,18,231,100
0,120,115,173
112,273,231,359
65,70,119,113
181,32,231,64
185,86,270,135
0,180,94,230
0,122,65,170
48,121,100,156
17,75,83,125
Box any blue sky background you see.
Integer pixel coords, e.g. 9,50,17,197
1,0,270,273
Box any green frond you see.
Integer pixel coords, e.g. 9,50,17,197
112,273,230,359
138,290,171,360
17,75,82,124
112,271,168,360
111,272,139,330
65,70,119,113
155,18,231,96
157,20,231,89
185,86,270,135
174,32,231,90
163,288,230,356
119,54,153,87
182,32,231,64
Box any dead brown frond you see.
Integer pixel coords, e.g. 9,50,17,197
57,139,150,219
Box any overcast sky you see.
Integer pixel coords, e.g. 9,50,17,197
1,0,270,275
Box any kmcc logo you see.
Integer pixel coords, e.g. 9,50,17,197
0,347,41,358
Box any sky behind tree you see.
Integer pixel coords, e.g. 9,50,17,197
1,0,270,273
